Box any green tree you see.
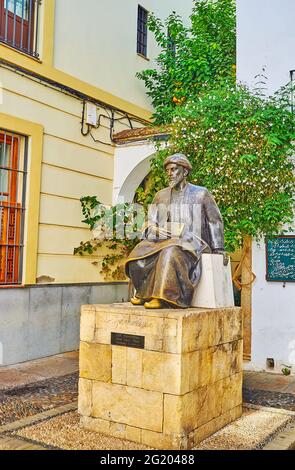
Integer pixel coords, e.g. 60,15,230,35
137,0,236,124
143,84,295,252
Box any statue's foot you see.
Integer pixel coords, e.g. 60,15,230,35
130,296,145,306
144,298,163,309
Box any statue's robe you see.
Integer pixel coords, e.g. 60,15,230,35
125,183,224,308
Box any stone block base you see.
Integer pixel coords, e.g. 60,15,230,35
78,303,243,450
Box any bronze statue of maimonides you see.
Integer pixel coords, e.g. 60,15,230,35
125,154,225,309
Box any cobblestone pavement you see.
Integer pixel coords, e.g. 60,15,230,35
243,388,295,412
0,373,78,426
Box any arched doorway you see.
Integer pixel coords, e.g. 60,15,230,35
113,141,158,204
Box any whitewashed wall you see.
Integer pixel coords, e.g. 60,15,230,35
113,141,156,204
237,0,295,370
237,0,295,94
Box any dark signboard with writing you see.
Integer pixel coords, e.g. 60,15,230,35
266,236,295,282
111,332,145,349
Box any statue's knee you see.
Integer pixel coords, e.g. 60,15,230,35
160,246,182,260
127,261,137,277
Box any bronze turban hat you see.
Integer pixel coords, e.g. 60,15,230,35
163,153,192,173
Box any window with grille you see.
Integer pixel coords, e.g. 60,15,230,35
0,131,27,285
0,0,40,58
137,5,148,58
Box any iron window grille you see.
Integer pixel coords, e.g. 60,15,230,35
0,0,41,58
137,5,148,58
0,130,27,285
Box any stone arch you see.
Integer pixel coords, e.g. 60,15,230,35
113,142,157,203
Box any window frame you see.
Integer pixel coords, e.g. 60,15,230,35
0,0,38,58
0,131,27,285
137,4,148,59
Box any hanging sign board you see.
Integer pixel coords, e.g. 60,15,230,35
266,236,295,282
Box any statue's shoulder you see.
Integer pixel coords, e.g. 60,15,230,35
154,187,170,202
187,183,209,196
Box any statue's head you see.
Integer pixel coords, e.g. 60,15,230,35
163,154,192,189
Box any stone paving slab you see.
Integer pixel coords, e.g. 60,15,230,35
0,351,79,391
0,370,46,390
243,371,295,393
0,352,79,390
0,436,47,450
13,356,79,380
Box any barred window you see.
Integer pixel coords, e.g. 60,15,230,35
0,131,27,285
137,5,148,58
0,0,41,58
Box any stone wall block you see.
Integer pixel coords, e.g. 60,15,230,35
80,306,96,342
78,378,92,416
163,390,199,435
91,381,163,432
79,341,112,382
126,349,143,388
80,415,110,435
112,346,127,385
142,351,182,394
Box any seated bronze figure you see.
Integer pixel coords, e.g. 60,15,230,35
125,153,225,309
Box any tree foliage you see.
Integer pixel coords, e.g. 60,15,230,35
137,0,236,124
74,198,141,280
141,84,295,251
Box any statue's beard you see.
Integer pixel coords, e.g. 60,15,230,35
169,176,184,189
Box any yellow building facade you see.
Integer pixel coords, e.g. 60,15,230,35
0,0,194,364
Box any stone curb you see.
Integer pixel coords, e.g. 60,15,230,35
0,435,47,450
263,423,295,450
0,401,78,434
243,402,295,416
244,402,295,450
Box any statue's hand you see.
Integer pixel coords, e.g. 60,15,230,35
146,225,158,240
147,225,171,240
158,228,171,239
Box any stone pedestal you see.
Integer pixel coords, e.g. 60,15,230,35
78,303,243,450
192,254,235,308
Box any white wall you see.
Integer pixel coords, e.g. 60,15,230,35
251,243,295,369
54,0,194,111
237,0,295,94
237,0,295,370
113,141,156,203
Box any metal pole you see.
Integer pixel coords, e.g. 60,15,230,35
20,0,25,50
4,0,9,43
12,0,17,47
28,0,32,53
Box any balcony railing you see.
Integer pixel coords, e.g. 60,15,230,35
0,0,41,58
